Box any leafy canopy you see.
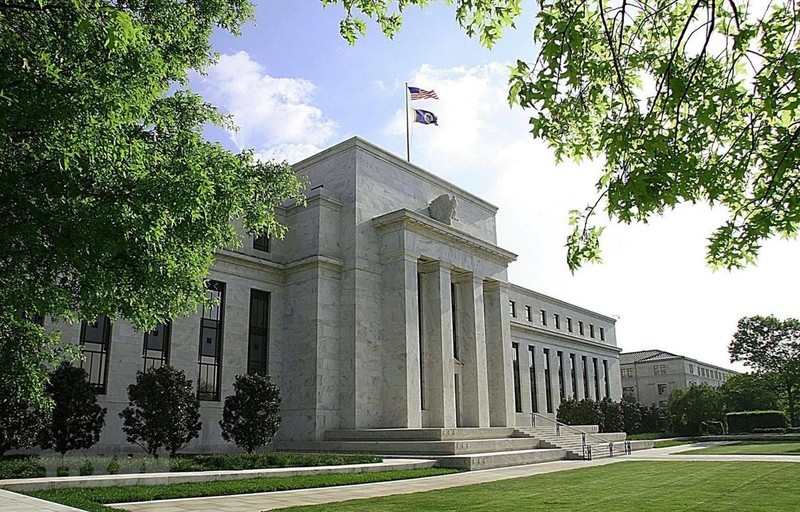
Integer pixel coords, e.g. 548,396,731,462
324,0,800,271
0,0,305,403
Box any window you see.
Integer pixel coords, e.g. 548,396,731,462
253,234,270,252
623,386,635,396
658,383,667,395
623,368,635,378
554,314,561,329
557,351,565,402
248,289,270,376
599,327,605,341
603,360,611,398
589,324,595,338
143,321,171,371
512,343,522,413
566,317,573,332
528,346,538,413
543,348,553,413
570,353,578,399
525,305,532,322
540,309,547,326
654,364,667,375
688,364,694,373
509,300,517,318
578,321,585,336
198,280,225,401
80,315,112,394
593,358,600,399
582,355,590,398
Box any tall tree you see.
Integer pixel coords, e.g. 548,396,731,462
667,384,724,435
719,372,782,412
323,0,800,271
1,0,305,404
730,315,800,426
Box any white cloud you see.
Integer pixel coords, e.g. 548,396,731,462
196,51,337,162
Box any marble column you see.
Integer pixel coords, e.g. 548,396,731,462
533,345,549,416
452,273,490,427
483,281,515,427
598,359,608,399
548,348,561,409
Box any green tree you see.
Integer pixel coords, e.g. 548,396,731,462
667,384,724,435
729,316,800,426
719,372,782,413
619,397,642,434
557,398,602,426
597,397,624,433
324,0,800,271
220,373,282,454
0,386,50,458
120,366,201,457
1,0,305,404
39,364,106,457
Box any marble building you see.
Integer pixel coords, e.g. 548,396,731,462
51,137,622,452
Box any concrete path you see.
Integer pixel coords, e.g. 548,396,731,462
0,488,83,512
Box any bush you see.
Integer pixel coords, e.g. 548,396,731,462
39,364,106,456
598,397,624,432
78,458,94,476
752,428,787,434
56,465,69,477
0,385,50,458
120,366,201,457
106,456,120,475
620,399,642,434
727,411,788,433
0,457,46,479
557,398,602,426
220,373,282,453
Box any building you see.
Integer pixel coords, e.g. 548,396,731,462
48,137,623,452
620,349,737,408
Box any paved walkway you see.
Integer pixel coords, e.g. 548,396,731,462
2,443,798,512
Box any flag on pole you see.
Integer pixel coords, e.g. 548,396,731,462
413,109,438,126
408,86,439,100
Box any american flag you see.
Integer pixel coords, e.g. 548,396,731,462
408,86,439,100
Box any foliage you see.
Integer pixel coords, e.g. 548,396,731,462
720,372,782,412
79,458,94,476
0,458,47,479
557,398,602,427
325,0,800,271
640,404,666,434
120,366,201,457
727,411,788,433
597,397,624,433
39,364,106,456
0,385,50,458
619,398,642,434
106,456,120,475
0,0,306,406
730,316,800,426
667,384,725,435
220,373,282,453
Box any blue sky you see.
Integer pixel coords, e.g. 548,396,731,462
190,0,800,371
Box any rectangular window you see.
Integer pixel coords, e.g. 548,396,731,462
253,234,270,252
689,363,694,373
570,353,578,399
198,280,225,401
248,289,270,376
80,315,112,394
623,386,635,396
603,359,610,398
654,364,667,375
658,383,667,395
566,317,573,332
528,346,538,413
143,321,171,371
543,348,553,413
554,314,561,329
589,324,595,338
540,309,547,326
525,305,532,322
599,327,605,341
557,351,565,402
509,300,516,318
512,343,522,413
579,321,585,336
593,357,600,399
582,355,590,398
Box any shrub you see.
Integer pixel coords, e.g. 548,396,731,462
598,397,624,432
557,398,602,427
220,373,282,453
39,364,106,456
106,456,120,475
727,411,788,433
120,366,201,457
620,399,642,434
78,458,94,476
0,385,50,458
0,457,47,479
752,428,787,434
667,384,724,435
56,465,69,477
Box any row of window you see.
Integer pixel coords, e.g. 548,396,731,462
511,343,611,414
509,301,605,341
77,281,271,401
623,364,728,380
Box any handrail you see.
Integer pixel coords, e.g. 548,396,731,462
528,412,625,460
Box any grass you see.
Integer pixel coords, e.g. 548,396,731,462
279,461,800,511
679,441,800,456
626,433,677,440
653,440,696,448
27,468,459,512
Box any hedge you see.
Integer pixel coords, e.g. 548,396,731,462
727,411,788,433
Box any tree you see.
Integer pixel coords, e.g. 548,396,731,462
597,397,624,432
730,315,800,426
557,398,602,426
220,373,282,453
39,364,106,456
667,384,724,435
0,386,50,458
120,366,201,457
719,372,782,413
324,0,800,271
619,397,642,434
1,0,305,404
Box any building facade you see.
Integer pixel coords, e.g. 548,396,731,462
620,349,737,408
48,137,622,452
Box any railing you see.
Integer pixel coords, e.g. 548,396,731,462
529,412,632,460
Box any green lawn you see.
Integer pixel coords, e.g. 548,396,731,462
653,440,696,448
279,461,800,511
679,441,800,456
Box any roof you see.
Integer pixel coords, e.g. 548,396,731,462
620,350,682,365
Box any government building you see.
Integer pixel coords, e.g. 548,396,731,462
49,137,623,454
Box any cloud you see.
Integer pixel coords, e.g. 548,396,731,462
196,51,337,162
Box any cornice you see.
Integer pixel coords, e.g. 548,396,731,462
510,322,621,353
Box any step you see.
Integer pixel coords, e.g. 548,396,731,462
312,437,543,455
434,448,567,470
325,428,516,442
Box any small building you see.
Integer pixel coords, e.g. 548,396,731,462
620,349,737,408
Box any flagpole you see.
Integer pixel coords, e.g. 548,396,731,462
405,82,411,162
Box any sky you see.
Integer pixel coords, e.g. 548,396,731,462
190,0,800,372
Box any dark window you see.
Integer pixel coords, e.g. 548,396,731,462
248,289,270,376
600,327,605,341
557,351,565,402
589,324,595,338
509,300,516,318
582,355,590,397
570,353,578,399
603,359,611,397
525,305,532,322
593,357,601,399
543,348,553,413
80,315,112,394
528,346,538,413
567,317,573,332
540,309,547,326
579,321,585,336
554,314,560,329
143,321,171,371
198,280,225,401
253,234,270,252
512,343,522,413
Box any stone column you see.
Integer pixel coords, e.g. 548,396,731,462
563,352,574,402
518,343,533,420
598,360,608,399
452,273,490,427
606,357,623,401
533,345,549,416
483,280,515,427
548,348,561,409
419,261,456,428
587,357,597,400
380,254,421,428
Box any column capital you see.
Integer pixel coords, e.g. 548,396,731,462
418,260,454,274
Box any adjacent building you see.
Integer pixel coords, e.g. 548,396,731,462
620,349,737,407
47,137,623,452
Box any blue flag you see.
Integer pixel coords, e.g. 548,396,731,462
414,109,438,126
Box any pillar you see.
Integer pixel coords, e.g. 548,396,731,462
453,273,490,427
483,280,515,427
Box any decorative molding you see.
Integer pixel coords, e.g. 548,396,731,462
510,322,622,353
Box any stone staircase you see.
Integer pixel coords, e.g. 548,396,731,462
515,426,651,460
